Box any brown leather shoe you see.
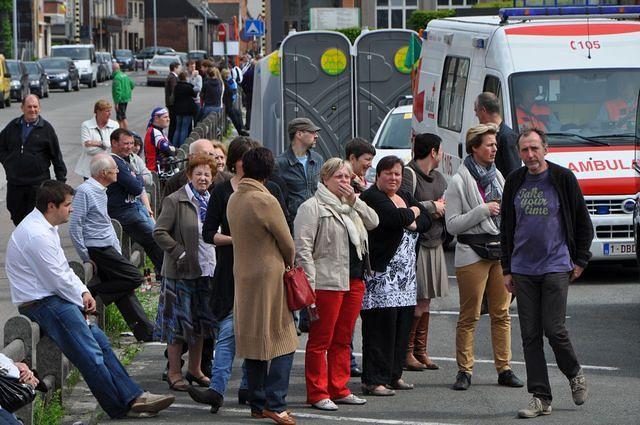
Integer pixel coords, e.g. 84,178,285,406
405,316,426,371
414,312,439,370
263,409,296,424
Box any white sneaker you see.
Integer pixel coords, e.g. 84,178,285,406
334,393,367,405
312,398,338,411
518,397,552,419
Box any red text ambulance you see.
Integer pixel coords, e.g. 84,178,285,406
412,6,640,261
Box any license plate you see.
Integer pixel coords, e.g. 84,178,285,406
603,243,636,255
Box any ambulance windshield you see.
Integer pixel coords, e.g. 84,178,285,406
510,70,639,145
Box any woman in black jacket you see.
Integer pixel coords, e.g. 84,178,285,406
359,156,431,396
199,68,224,122
171,71,196,148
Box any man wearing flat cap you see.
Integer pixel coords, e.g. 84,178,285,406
275,117,325,222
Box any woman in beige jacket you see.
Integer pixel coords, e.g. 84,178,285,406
294,158,378,411
227,147,297,425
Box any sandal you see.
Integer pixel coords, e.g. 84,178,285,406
168,376,188,392
263,409,296,425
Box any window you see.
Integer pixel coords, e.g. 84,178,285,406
483,75,503,116
139,2,144,20
438,56,470,132
128,2,133,18
376,0,417,29
437,0,478,8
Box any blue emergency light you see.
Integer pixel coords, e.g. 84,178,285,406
499,5,640,22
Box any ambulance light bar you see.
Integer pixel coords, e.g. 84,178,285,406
499,6,640,23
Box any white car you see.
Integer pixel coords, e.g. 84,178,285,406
146,55,181,86
365,104,413,184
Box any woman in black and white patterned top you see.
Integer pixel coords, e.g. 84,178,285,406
359,156,431,397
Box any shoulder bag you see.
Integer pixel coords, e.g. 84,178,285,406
0,375,36,413
283,266,315,311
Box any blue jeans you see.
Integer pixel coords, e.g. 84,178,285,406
200,105,222,121
0,408,20,425
209,314,235,395
135,199,154,230
245,352,294,414
113,207,164,273
19,296,143,418
172,115,192,148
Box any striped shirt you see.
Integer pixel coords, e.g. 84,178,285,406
69,178,121,262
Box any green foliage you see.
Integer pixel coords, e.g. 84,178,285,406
0,15,12,58
33,391,65,425
407,10,456,32
120,343,142,366
105,287,158,342
473,1,513,8
333,27,362,44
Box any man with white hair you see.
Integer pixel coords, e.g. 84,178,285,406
69,153,155,341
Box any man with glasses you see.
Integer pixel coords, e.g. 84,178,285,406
70,153,155,341
276,117,324,223
276,118,324,334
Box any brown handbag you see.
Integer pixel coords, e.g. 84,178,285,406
283,265,315,311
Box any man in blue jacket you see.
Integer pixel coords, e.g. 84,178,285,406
500,128,593,419
107,128,163,275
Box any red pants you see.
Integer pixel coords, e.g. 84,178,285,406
305,279,365,404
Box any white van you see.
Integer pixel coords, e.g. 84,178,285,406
413,6,640,261
51,44,98,88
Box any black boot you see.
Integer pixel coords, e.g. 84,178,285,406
187,387,223,413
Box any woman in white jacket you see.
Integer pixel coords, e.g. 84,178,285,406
74,100,119,179
444,123,523,392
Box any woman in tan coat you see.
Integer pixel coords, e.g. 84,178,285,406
227,147,298,425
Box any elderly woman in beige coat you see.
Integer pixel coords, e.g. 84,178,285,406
227,147,297,425
295,158,378,412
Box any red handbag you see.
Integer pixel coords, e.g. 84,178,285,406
283,266,315,311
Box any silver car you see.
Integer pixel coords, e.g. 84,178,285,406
146,55,181,86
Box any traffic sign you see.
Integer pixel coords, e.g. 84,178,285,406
244,19,264,37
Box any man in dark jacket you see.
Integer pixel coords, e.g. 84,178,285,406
164,61,180,140
0,94,67,225
500,128,593,419
475,92,520,177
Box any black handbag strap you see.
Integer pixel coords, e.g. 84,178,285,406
457,233,500,245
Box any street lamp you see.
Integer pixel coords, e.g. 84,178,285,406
12,0,17,59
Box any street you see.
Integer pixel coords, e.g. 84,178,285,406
0,75,639,424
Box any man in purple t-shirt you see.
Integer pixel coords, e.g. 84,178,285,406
500,129,594,420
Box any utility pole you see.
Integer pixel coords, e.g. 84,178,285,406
202,0,208,53
153,0,157,51
12,0,18,59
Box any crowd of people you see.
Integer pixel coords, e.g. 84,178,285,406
0,77,594,424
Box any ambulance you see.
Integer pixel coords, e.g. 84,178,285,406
412,5,640,261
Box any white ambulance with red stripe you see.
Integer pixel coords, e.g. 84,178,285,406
412,6,640,261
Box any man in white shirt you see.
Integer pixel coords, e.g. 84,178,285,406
6,180,174,419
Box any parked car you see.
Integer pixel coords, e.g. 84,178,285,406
39,57,80,92
114,49,135,70
137,46,175,60
365,102,413,184
96,52,114,79
188,50,207,62
146,54,181,86
24,61,49,98
0,54,11,108
6,60,30,102
171,51,188,66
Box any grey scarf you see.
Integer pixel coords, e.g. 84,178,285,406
463,155,503,226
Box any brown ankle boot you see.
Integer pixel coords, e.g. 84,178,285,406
405,316,426,371
414,312,439,370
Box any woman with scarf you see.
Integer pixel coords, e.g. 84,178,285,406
153,154,217,391
294,158,379,411
143,107,176,173
444,123,524,391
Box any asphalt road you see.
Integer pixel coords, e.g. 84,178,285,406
0,75,639,424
